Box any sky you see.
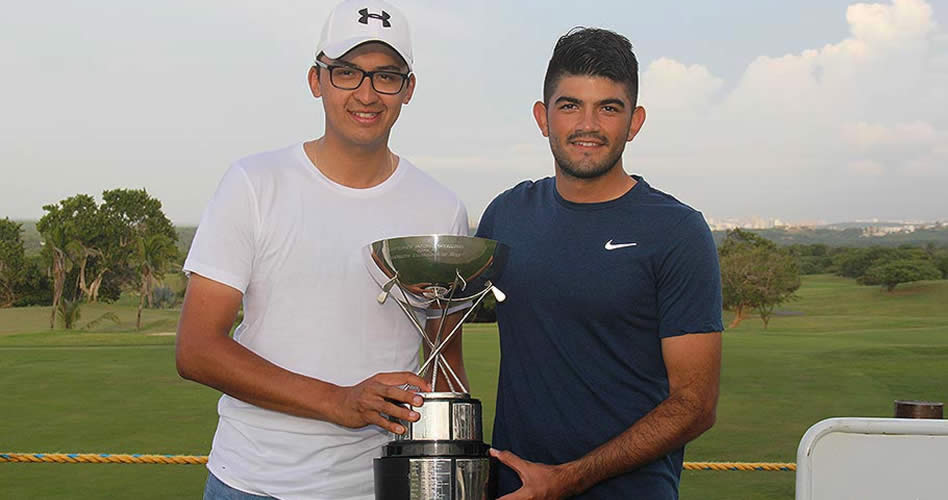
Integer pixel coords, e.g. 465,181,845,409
2,0,946,226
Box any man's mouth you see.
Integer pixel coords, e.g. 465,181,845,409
569,138,607,149
349,110,381,123
567,134,607,149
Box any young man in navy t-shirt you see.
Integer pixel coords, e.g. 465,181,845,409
477,28,723,499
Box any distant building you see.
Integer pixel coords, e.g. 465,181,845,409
860,225,917,237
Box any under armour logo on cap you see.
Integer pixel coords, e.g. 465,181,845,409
358,8,391,27
316,0,412,70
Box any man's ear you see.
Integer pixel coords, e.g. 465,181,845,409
308,66,322,99
626,106,646,142
533,101,549,138
402,73,416,104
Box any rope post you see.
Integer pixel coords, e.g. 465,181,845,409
894,400,944,419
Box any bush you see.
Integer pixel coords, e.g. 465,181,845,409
797,255,834,275
858,259,942,292
57,298,82,329
150,286,176,309
836,247,900,278
936,255,948,279
13,256,52,306
469,294,497,323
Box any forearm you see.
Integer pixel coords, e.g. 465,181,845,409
437,335,469,392
559,392,716,496
176,333,343,422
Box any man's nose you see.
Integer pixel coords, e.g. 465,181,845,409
575,109,600,131
353,75,380,104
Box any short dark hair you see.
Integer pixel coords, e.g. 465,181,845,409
542,27,639,106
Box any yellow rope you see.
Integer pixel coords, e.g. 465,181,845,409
684,461,795,471
0,453,207,465
0,453,795,471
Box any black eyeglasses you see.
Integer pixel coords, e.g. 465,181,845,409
313,60,411,95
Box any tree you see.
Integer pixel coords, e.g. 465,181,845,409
57,297,82,329
37,194,114,325
0,218,26,307
719,229,801,328
835,246,926,280
859,259,941,292
131,233,178,329
719,229,773,327
751,250,801,328
37,203,78,328
937,255,948,279
14,255,53,306
100,189,179,329
836,247,893,278
58,194,108,303
787,243,835,275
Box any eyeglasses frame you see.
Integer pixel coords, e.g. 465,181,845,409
313,59,412,95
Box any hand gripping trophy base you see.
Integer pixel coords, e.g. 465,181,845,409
366,235,507,500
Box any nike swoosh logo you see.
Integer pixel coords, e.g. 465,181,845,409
604,240,638,250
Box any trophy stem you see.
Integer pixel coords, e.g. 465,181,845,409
415,283,493,379
390,285,468,394
428,272,464,392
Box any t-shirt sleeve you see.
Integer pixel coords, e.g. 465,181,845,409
656,211,724,338
451,199,470,237
182,164,258,293
474,196,499,239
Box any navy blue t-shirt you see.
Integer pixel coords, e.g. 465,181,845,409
475,176,723,499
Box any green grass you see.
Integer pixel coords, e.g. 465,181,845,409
680,275,948,499
0,302,181,337
0,335,216,498
1,275,947,499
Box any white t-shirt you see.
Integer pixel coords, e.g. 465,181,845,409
183,143,469,499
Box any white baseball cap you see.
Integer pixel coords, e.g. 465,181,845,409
315,0,413,71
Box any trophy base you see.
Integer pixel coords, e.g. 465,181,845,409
374,455,496,500
377,393,496,499
392,392,483,442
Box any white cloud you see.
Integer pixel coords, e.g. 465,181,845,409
633,0,946,214
720,0,937,121
847,0,935,44
640,58,723,112
2,0,946,224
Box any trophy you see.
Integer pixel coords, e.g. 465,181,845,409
365,235,508,500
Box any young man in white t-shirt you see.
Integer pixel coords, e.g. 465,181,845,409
176,1,469,498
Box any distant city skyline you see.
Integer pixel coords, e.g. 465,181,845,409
2,0,946,225
703,215,947,231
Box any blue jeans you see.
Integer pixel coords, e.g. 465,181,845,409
204,473,275,500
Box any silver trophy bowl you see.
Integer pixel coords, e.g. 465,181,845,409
365,235,507,500
368,235,507,304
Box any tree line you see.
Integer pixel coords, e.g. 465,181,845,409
786,242,948,291
712,225,948,248
3,198,946,332
720,229,948,329
0,189,179,329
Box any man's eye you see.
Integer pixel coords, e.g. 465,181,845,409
603,106,618,112
377,73,396,82
560,103,577,110
337,69,356,77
